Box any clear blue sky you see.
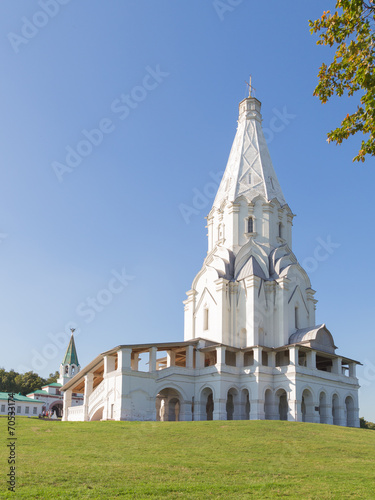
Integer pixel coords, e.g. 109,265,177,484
1,1,374,420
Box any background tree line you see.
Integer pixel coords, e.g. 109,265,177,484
0,368,59,395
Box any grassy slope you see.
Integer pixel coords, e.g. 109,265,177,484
1,417,375,499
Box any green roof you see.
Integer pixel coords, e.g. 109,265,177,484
27,390,49,396
0,392,44,403
42,382,62,387
62,334,79,366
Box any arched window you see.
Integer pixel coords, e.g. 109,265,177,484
65,366,68,374
203,308,209,330
218,223,224,240
247,217,254,233
278,222,282,238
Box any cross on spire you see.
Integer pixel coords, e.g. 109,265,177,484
245,76,256,97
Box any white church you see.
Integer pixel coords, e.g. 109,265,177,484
62,93,360,426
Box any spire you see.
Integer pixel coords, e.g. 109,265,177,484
212,96,286,210
62,332,79,366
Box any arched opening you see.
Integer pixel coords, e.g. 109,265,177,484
49,402,63,418
276,389,288,421
301,389,314,423
241,389,250,420
345,396,356,427
319,392,329,424
90,406,103,421
156,388,182,422
332,394,340,425
264,389,273,420
278,222,282,238
200,388,214,421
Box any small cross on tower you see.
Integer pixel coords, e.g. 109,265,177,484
245,76,256,97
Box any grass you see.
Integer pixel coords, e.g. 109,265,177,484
1,417,375,499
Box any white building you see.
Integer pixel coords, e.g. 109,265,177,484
0,392,45,417
62,94,360,426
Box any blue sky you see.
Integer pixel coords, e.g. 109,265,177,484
1,1,374,420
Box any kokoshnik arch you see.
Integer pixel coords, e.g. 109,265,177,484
61,93,360,427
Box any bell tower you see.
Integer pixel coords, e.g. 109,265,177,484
58,329,80,386
184,93,317,349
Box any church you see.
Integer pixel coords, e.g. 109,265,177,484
61,93,360,426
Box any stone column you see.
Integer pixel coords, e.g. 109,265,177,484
186,345,194,369
62,389,72,421
332,356,342,375
83,373,94,421
253,347,263,368
117,348,132,371
289,346,299,367
149,347,157,372
196,349,205,369
216,346,226,368
306,350,316,370
236,351,244,368
349,362,357,378
104,355,116,375
131,353,139,371
268,351,276,368
167,350,176,368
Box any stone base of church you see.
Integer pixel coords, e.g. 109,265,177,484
62,340,359,428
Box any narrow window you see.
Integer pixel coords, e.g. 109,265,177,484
17,406,21,414
71,366,75,375
65,365,68,374
203,308,209,330
278,222,282,238
248,217,254,233
295,306,299,329
33,407,37,415
25,406,29,414
248,173,252,184
1,404,5,412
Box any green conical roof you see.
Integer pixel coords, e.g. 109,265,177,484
62,334,79,366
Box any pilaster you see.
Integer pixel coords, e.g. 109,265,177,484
275,277,291,346
244,275,261,346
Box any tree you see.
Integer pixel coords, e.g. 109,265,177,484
0,368,59,395
360,416,375,429
45,371,59,384
309,1,375,162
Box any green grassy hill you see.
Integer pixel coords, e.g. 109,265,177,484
1,417,375,499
